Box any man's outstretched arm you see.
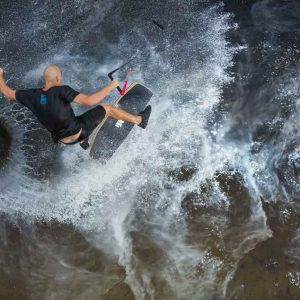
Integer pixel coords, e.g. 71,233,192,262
0,68,16,101
74,79,119,107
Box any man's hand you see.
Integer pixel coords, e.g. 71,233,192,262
0,68,16,100
109,79,120,90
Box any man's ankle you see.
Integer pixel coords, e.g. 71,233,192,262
137,116,142,125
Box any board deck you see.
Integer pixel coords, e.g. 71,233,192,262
89,82,153,161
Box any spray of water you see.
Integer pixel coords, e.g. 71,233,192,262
0,1,275,298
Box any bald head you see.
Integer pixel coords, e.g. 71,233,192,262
43,65,62,86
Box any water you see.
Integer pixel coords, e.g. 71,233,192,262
0,0,300,299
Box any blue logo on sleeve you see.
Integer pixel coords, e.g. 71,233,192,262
40,94,47,105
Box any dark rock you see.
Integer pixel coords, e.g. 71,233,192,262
168,165,197,183
129,231,176,299
181,192,220,217
275,141,300,199
215,172,252,226
35,220,115,273
103,282,135,300
226,199,300,299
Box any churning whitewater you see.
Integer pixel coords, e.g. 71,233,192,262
1,0,300,299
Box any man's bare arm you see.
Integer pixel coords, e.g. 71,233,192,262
74,79,119,107
0,68,16,101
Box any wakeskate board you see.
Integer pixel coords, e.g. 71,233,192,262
89,82,153,161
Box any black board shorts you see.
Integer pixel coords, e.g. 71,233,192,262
61,105,106,145
76,105,106,142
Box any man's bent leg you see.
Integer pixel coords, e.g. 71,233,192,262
101,104,141,125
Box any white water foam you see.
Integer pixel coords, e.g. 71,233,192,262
0,1,272,299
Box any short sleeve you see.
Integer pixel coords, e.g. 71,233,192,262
16,89,36,107
60,85,80,103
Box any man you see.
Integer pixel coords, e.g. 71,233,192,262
0,65,151,149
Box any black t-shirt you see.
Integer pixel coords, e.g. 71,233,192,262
16,85,80,142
